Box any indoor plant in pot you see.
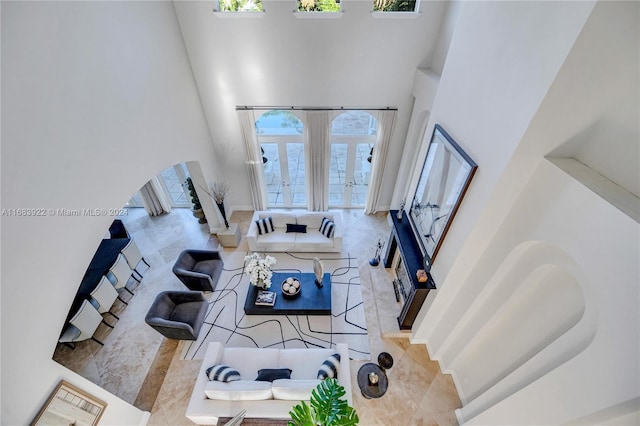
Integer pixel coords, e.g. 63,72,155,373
185,177,207,224
289,379,359,426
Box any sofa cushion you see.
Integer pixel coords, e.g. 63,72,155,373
296,213,329,229
272,379,322,401
286,223,307,233
257,232,296,246
319,217,336,238
317,353,340,380
255,217,274,235
294,232,335,251
256,368,292,382
206,365,241,382
261,213,297,229
278,348,335,380
204,380,273,401
220,347,280,379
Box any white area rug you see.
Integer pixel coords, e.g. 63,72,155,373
181,252,370,361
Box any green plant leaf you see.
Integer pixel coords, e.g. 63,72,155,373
289,378,358,426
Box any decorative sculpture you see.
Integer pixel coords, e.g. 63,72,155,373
369,238,385,266
313,257,324,288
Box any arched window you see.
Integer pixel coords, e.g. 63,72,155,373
329,111,378,207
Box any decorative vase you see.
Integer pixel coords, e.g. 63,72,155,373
252,279,268,290
216,201,229,229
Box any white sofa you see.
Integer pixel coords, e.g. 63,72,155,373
247,211,342,252
186,342,352,424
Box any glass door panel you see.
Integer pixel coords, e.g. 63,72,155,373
329,144,347,206
352,144,372,206
287,143,306,207
262,143,283,207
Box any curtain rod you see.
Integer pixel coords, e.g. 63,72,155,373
236,106,397,111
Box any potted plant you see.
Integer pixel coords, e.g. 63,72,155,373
289,379,359,426
185,177,207,224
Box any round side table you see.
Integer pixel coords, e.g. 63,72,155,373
357,363,388,399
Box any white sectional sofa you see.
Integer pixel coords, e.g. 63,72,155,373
186,342,352,424
247,211,342,252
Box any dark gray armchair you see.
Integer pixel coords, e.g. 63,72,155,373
145,291,208,340
172,249,224,292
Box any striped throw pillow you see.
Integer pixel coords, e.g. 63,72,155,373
319,217,335,238
255,217,274,235
317,353,340,380
206,365,241,382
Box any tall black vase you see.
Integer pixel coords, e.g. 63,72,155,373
216,202,229,229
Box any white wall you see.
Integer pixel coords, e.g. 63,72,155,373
1,2,216,424
462,161,638,424
408,0,639,423
173,0,446,211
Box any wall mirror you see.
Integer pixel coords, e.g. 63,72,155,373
409,124,478,263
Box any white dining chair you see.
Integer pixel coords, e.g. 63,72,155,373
107,253,137,295
121,238,150,279
58,299,105,349
90,275,121,321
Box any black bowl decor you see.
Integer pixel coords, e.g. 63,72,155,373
281,277,301,298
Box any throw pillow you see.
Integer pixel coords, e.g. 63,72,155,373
317,353,340,380
286,223,307,233
319,217,335,238
255,368,292,382
255,217,274,235
206,365,241,382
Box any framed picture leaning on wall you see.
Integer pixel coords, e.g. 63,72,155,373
31,380,107,426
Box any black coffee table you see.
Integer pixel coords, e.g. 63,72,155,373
244,272,331,315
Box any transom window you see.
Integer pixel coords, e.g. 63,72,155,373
297,0,341,12
373,0,417,12
217,0,263,12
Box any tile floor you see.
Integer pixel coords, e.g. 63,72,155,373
53,207,461,425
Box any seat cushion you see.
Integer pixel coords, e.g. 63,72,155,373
170,301,207,326
193,259,221,276
204,380,273,401
272,379,322,400
257,231,296,245
294,232,334,251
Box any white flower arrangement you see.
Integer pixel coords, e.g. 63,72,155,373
244,252,277,289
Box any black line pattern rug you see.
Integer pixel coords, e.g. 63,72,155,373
181,252,370,360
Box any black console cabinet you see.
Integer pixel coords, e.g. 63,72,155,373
384,210,436,330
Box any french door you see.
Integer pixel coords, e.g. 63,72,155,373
328,141,372,208
262,141,307,208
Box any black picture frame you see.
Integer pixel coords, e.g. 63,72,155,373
409,124,478,263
